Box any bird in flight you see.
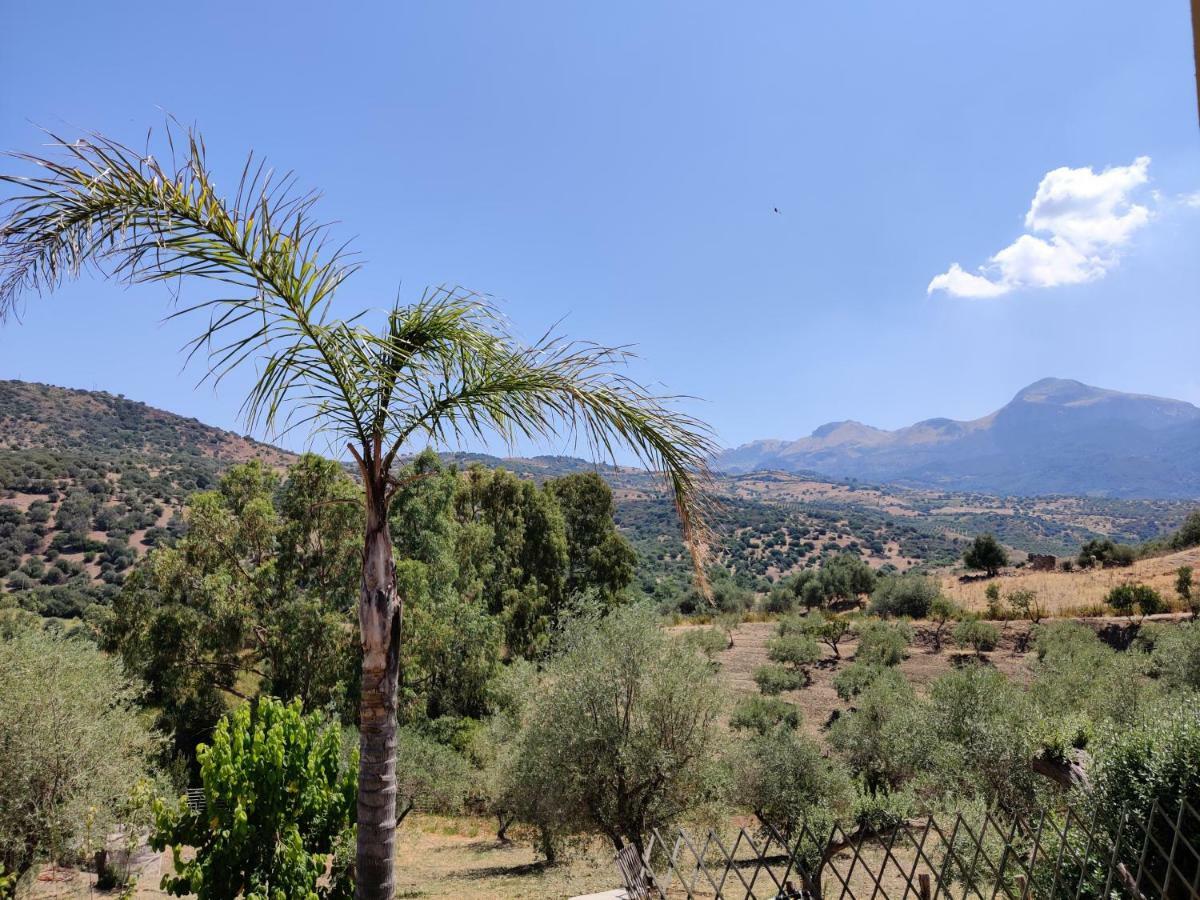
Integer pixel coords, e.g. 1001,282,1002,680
773,207,781,214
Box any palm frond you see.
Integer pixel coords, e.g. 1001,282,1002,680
372,288,718,561
0,122,370,443
1,126,716,578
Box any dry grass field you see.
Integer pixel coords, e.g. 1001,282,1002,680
940,546,1200,616
29,818,617,900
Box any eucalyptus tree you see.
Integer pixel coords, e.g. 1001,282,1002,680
0,125,715,900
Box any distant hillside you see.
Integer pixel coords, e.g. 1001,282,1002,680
2,379,1194,622
0,380,295,471
719,378,1200,499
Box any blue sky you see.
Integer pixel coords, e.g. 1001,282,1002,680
2,1,1198,459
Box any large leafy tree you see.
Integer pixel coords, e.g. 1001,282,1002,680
0,615,161,889
549,471,637,608
0,125,714,900
106,457,362,759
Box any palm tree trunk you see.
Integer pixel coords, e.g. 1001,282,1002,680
356,487,402,900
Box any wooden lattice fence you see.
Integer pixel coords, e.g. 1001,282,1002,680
631,799,1199,899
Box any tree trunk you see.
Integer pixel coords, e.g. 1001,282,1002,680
496,811,514,843
356,486,402,900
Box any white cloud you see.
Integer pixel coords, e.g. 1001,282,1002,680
928,156,1152,298
926,263,1008,298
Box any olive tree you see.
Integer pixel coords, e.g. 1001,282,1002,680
0,618,160,888
732,726,851,841
507,605,725,856
928,595,962,652
1177,566,1195,616
394,728,469,826
954,616,1000,655
869,574,940,619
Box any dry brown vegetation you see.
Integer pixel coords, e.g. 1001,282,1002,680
28,817,617,900
941,546,1200,616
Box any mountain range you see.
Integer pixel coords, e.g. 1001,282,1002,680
717,378,1200,499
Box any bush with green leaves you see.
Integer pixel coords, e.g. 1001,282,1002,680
1033,621,1161,731
151,697,356,900
1033,619,1102,662
1168,510,1200,551
733,726,851,842
769,554,876,612
829,670,927,797
1105,582,1165,619
832,660,890,701
983,582,1003,619
869,573,940,619
854,618,912,667
395,728,469,826
926,665,1038,811
953,616,999,654
794,611,853,658
470,660,538,845
679,625,729,664
1141,622,1200,694
0,617,161,889
502,605,726,856
1006,588,1044,624
755,621,822,693
1175,565,1194,615
1077,537,1136,569
1088,698,1200,888
963,534,1007,577
730,695,801,735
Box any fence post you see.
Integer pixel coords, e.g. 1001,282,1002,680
918,873,931,900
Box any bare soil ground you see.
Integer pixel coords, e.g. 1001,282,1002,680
696,620,1037,744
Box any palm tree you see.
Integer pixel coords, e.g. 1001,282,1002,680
0,125,715,900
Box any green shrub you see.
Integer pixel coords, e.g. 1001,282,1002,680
829,673,925,797
954,617,1000,653
151,697,356,900
730,696,801,734
928,595,962,651
1078,538,1136,569
1105,583,1164,618
754,664,802,695
984,583,1003,619
1143,623,1200,693
1006,588,1044,623
832,660,890,701
0,621,160,887
1176,566,1195,614
870,574,939,619
855,619,912,667
1168,510,1200,551
1089,699,1200,887
732,727,851,843
1033,620,1100,662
